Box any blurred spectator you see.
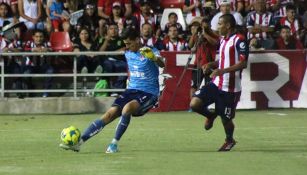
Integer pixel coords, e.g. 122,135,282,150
98,23,126,94
269,0,293,18
109,1,125,34
97,0,132,19
210,0,243,33
0,0,18,16
132,0,161,14
95,17,108,45
246,0,275,49
18,0,44,30
49,0,70,32
64,0,82,14
134,0,161,38
140,22,163,50
272,25,303,49
23,29,53,97
44,0,53,33
122,15,138,31
76,3,100,39
162,24,188,51
188,16,218,99
216,0,244,13
182,0,205,25
1,23,24,98
0,2,15,29
73,27,100,73
278,4,302,40
73,27,101,91
162,12,184,38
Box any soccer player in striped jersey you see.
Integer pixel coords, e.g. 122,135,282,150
190,14,248,151
60,27,165,153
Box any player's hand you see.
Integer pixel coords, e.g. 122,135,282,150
202,63,213,75
139,47,157,61
210,69,224,78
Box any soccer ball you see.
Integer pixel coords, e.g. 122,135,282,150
60,126,81,146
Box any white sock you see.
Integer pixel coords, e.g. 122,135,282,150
111,138,118,144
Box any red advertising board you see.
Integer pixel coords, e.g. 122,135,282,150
154,50,307,111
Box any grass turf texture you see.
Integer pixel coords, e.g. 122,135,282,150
0,109,307,175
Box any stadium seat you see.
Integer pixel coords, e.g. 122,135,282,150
160,8,187,31
49,32,73,52
160,0,184,8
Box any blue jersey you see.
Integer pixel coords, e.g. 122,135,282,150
125,48,160,96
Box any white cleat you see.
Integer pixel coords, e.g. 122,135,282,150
59,143,80,152
105,143,118,153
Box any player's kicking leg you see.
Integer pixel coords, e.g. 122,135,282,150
59,107,119,152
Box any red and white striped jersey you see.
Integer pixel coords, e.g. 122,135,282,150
279,17,301,39
134,12,159,33
269,0,293,17
216,0,239,11
140,36,158,47
246,11,275,39
24,40,51,51
184,0,204,24
0,0,17,5
162,37,188,51
213,33,248,92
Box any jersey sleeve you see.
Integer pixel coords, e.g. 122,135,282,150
235,37,249,61
152,47,161,57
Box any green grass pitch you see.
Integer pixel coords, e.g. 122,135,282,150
0,110,307,175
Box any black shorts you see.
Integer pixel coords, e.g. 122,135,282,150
193,83,241,120
112,89,158,117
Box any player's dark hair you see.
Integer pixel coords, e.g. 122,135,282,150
121,27,139,40
220,14,236,29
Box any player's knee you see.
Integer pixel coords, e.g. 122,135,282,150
122,101,139,114
101,111,117,124
190,98,201,111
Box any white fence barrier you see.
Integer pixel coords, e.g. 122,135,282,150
0,51,127,98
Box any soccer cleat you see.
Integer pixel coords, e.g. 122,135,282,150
218,139,237,152
106,143,118,153
59,143,80,152
204,114,217,130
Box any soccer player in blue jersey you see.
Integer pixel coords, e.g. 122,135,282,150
60,27,165,153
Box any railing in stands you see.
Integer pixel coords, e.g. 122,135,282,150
0,51,127,98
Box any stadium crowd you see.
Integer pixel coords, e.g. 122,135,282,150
0,0,306,97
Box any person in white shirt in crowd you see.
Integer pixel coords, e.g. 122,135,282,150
18,0,44,30
210,0,243,34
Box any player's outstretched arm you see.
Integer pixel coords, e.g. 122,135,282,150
140,47,165,68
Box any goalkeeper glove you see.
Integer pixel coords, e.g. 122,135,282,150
139,47,157,61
